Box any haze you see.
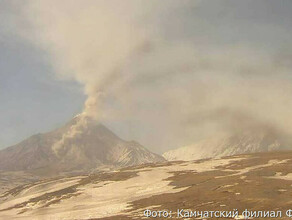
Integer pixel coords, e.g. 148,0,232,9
1,0,292,154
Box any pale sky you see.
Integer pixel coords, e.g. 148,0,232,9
1,0,292,153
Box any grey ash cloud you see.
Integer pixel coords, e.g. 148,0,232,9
1,0,292,154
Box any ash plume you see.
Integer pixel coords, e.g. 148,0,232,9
13,0,292,153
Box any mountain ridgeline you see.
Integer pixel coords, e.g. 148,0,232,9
0,116,165,174
163,128,291,161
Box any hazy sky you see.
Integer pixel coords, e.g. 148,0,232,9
1,0,292,153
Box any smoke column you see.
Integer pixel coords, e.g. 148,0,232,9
20,0,292,153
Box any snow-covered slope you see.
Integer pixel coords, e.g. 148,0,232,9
1,151,292,219
163,130,290,161
0,116,165,174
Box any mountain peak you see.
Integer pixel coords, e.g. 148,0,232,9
163,129,290,161
0,117,165,174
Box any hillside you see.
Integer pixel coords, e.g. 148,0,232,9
0,151,292,219
0,115,165,175
163,130,290,161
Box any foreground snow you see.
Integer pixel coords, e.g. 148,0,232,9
0,157,241,220
0,151,291,220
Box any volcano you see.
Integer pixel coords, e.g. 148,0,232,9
0,115,165,174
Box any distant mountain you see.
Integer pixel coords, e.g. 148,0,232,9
0,115,165,174
163,129,290,161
